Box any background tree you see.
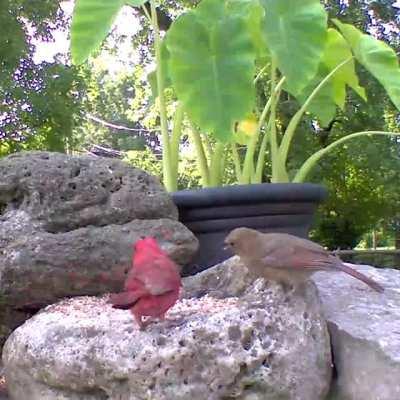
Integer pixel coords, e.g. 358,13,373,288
274,0,400,248
0,0,87,155
1,0,399,250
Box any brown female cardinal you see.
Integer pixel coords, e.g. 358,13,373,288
225,227,384,292
109,237,182,329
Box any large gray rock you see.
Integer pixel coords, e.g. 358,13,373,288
0,151,177,231
312,264,399,400
0,151,198,345
3,257,332,400
1,217,197,309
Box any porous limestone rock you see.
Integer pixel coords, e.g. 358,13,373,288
0,151,198,346
3,257,332,400
312,264,400,400
0,151,177,230
1,217,197,309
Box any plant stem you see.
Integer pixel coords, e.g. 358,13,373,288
190,124,210,187
279,57,354,165
268,57,283,182
231,143,242,181
203,134,213,161
253,63,270,85
149,0,173,191
240,100,270,183
253,81,284,183
253,120,271,183
241,77,285,184
170,102,184,189
210,142,225,186
141,4,151,20
293,131,400,182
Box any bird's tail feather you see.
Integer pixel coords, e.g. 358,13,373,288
309,256,384,293
318,255,385,293
334,261,384,293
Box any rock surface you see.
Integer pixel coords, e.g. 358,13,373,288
3,257,332,400
0,151,177,231
0,151,198,345
312,264,400,400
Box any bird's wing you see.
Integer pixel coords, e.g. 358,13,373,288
262,238,331,269
264,233,327,255
133,255,180,296
287,235,328,255
261,245,295,266
109,290,142,309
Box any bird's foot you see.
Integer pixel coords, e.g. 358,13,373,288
134,314,169,330
280,281,295,293
133,314,151,330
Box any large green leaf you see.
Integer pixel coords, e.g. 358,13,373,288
260,0,327,95
226,0,269,62
334,19,400,111
296,65,337,126
296,28,367,125
166,0,256,142
125,0,147,6
71,0,125,65
322,28,366,109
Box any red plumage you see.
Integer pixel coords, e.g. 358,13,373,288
109,237,181,329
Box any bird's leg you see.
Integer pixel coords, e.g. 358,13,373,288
280,280,295,293
140,318,153,330
158,314,166,322
132,312,147,330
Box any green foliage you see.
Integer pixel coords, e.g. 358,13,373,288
0,0,62,70
296,28,366,125
322,29,366,106
261,0,328,95
294,90,400,249
1,62,86,155
123,147,205,190
2,0,399,250
0,0,87,156
312,154,390,249
71,0,125,65
0,3,27,74
123,148,162,177
76,64,159,152
71,0,147,65
166,0,256,141
126,0,148,6
334,19,400,110
70,0,400,191
226,0,268,62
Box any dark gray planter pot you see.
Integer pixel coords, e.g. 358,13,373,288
172,183,328,276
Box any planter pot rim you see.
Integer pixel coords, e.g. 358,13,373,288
172,183,327,208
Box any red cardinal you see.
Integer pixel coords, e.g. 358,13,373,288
110,237,182,329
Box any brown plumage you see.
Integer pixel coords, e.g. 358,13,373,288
224,227,384,293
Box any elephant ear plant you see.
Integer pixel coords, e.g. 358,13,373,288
70,0,400,192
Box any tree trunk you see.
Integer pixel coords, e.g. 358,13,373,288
395,227,400,249
394,222,400,267
372,230,377,250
